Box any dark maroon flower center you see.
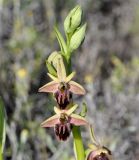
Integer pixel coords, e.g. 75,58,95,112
93,153,109,160
54,82,72,109
54,113,72,141
87,147,111,160
54,122,72,141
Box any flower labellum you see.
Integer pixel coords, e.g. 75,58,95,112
41,104,88,141
54,113,72,141
54,82,72,109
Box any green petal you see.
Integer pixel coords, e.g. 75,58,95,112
69,80,86,95
70,114,88,126
41,114,59,127
54,106,61,114
47,73,59,81
38,81,59,93
66,104,78,115
65,71,76,82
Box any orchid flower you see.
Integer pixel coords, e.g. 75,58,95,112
39,58,86,109
41,104,88,141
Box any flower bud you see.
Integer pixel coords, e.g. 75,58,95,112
64,5,82,34
69,23,86,52
86,146,112,160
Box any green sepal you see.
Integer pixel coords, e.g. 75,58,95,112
0,97,6,157
56,57,67,81
66,104,78,115
69,23,87,52
85,149,92,160
47,51,62,68
54,26,67,55
46,61,57,77
47,73,58,81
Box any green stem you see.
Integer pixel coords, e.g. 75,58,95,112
67,58,71,74
65,32,85,160
0,149,3,160
72,126,85,160
0,155,3,160
67,57,85,160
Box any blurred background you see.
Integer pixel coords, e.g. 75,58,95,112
0,0,139,159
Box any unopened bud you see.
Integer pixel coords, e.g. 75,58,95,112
86,146,112,160
64,5,82,34
69,23,86,52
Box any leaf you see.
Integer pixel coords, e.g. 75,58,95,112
54,26,67,55
0,97,6,156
